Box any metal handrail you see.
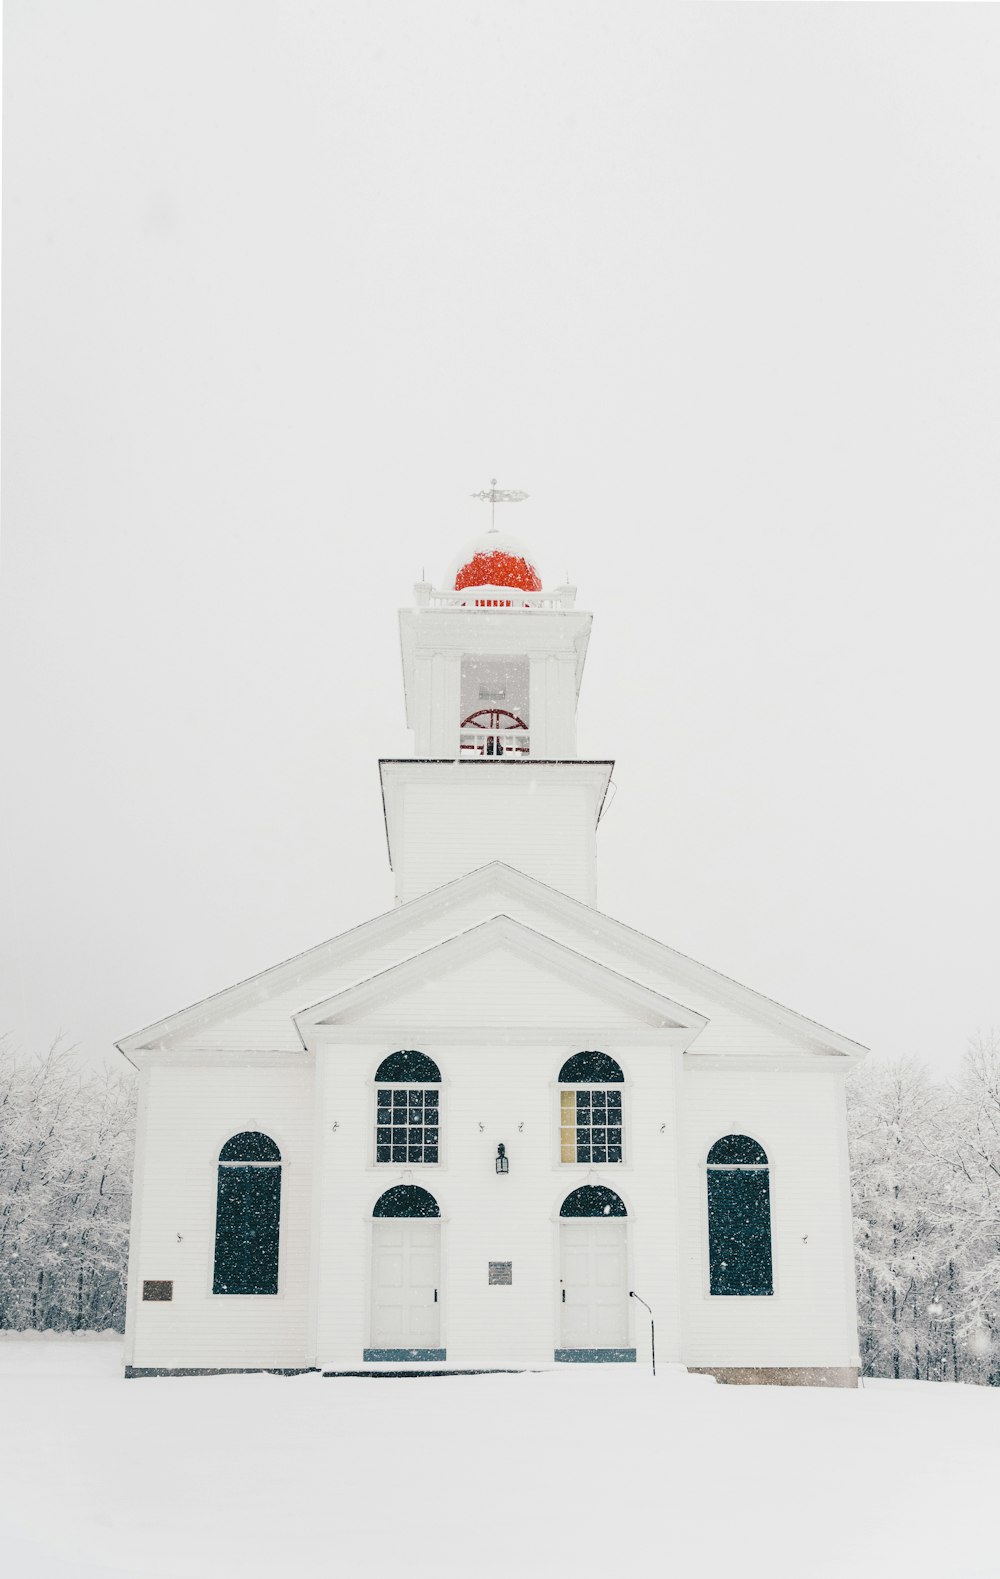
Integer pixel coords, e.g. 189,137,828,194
630,1290,656,1376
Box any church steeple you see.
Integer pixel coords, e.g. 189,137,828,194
380,495,613,905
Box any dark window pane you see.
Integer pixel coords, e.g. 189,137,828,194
592,1129,607,1145
607,1145,622,1163
213,1165,281,1294
592,1146,607,1162
374,1050,441,1083
219,1131,281,1164
376,1128,391,1145
376,1144,390,1163
425,1128,438,1145
708,1169,773,1295
409,1128,424,1145
407,1144,422,1162
424,1109,439,1126
558,1052,625,1084
708,1134,768,1167
392,1089,407,1108
608,1127,622,1145
424,1147,438,1164
577,1144,591,1162
373,1185,440,1217
559,1186,627,1218
408,1089,423,1104
576,1091,591,1109
607,1091,622,1111
391,1143,406,1162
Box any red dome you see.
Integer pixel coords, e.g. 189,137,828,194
452,533,542,592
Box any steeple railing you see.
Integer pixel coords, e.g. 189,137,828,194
414,583,577,612
459,728,531,758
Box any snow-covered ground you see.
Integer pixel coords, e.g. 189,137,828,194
1,1339,997,1579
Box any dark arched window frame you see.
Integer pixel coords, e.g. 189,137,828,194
706,1134,773,1297
557,1051,625,1166
374,1051,441,1166
559,1185,628,1218
212,1132,282,1296
372,1184,441,1218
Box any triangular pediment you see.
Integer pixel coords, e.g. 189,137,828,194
295,916,707,1039
116,861,865,1061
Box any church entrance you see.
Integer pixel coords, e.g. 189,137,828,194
366,1186,444,1362
557,1187,633,1361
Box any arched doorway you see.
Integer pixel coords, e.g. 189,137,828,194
366,1186,445,1362
557,1186,633,1361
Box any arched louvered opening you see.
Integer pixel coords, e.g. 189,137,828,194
213,1133,281,1295
372,1185,441,1219
559,1186,628,1218
558,1052,624,1166
706,1135,773,1296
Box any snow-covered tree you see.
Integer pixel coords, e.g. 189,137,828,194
0,1040,136,1330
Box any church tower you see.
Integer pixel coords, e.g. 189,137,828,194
384,509,612,905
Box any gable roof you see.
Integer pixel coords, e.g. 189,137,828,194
293,915,708,1040
115,861,867,1062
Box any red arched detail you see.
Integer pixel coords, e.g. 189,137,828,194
459,708,530,756
461,709,528,732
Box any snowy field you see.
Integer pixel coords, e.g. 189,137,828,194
1,1339,998,1579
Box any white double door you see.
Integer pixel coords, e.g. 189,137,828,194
560,1218,630,1349
371,1220,441,1351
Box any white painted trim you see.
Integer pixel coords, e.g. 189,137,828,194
129,1049,312,1070
122,1065,152,1367
305,1026,694,1048
115,861,867,1063
294,915,708,1035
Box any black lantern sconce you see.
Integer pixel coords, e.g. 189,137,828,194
495,1143,509,1175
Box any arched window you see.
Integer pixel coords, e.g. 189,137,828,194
558,1051,624,1165
374,1051,440,1165
372,1185,441,1218
706,1134,773,1296
559,1185,628,1217
213,1132,281,1295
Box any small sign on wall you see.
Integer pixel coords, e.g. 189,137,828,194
488,1262,512,1285
142,1280,173,1302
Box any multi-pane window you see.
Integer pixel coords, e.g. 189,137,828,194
374,1050,441,1166
558,1051,625,1165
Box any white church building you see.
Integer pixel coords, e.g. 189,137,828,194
118,510,865,1384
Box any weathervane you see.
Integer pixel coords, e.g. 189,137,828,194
470,477,529,533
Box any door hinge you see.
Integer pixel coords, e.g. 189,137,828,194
434,1288,438,1303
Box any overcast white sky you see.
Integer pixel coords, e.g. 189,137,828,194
2,3,999,1075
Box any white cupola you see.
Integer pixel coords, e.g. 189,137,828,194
381,503,612,906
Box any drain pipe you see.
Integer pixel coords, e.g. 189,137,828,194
629,1291,655,1376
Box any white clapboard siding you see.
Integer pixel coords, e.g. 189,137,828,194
311,1037,856,1373
678,1065,857,1368
125,1063,313,1370
396,778,599,903
332,942,669,1031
